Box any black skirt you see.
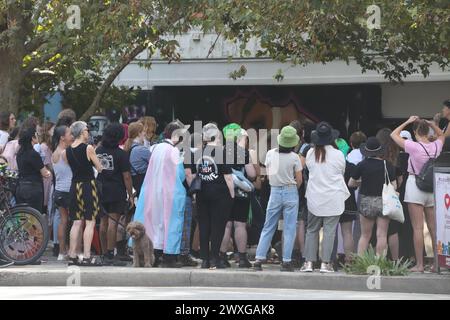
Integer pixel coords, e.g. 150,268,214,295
69,179,101,221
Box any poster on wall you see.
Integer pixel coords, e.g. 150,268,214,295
434,170,450,270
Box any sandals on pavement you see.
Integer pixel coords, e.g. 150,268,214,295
79,256,103,267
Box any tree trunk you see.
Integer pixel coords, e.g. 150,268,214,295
79,45,145,122
0,49,23,115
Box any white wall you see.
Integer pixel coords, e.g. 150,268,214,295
381,81,450,118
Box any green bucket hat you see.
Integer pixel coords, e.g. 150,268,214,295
277,125,300,148
223,123,242,141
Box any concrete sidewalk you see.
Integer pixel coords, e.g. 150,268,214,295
1,261,449,295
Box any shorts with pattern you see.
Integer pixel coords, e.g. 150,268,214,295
358,195,383,219
69,179,101,221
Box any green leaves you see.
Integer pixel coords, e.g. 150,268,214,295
343,247,413,276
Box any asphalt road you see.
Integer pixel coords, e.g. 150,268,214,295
0,286,449,300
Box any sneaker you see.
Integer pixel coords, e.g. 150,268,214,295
280,262,295,272
300,261,314,272
238,253,252,268
209,258,227,269
220,252,231,268
253,260,263,271
191,250,201,259
320,262,334,273
57,254,68,261
179,254,199,267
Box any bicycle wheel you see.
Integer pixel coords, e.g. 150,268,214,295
0,206,49,265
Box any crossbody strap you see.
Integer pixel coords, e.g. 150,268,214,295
417,142,433,159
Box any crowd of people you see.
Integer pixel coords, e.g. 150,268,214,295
0,99,448,272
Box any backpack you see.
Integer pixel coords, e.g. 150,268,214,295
410,142,437,193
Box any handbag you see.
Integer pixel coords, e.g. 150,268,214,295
232,168,254,198
382,161,404,223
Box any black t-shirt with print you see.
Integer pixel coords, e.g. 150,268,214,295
17,148,44,183
225,142,250,173
96,146,131,203
197,145,232,194
352,158,396,197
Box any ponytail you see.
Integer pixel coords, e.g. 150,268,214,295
52,125,67,151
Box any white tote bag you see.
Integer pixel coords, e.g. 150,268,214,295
382,161,404,223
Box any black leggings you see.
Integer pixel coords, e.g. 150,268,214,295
197,192,233,261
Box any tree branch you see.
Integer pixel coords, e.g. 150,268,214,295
25,34,46,53
206,32,221,58
21,49,61,77
79,44,146,121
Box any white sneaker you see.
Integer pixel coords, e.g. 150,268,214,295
300,261,313,272
320,262,335,273
57,254,68,261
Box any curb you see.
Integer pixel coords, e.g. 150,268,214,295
0,266,449,294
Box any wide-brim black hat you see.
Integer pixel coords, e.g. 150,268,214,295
311,122,340,146
360,137,385,157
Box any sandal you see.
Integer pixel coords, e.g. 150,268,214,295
68,256,81,266
79,256,103,267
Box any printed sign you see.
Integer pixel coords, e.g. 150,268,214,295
434,172,450,269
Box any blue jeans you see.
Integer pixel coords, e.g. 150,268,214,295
255,185,299,262
53,208,61,244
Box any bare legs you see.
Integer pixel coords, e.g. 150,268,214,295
234,222,248,253
340,221,354,262
83,220,96,259
424,206,436,269
375,217,389,256
220,221,233,253
69,220,85,259
69,219,94,260
388,233,399,261
100,213,120,255
358,215,389,256
409,203,436,272
57,207,69,255
220,221,248,253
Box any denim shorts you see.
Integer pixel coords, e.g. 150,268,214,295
358,195,383,219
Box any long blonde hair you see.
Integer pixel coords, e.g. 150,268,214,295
140,116,157,142
124,121,144,152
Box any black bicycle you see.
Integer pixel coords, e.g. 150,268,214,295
0,165,49,266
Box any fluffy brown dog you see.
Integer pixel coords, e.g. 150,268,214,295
126,221,154,267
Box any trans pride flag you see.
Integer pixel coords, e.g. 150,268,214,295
131,141,186,254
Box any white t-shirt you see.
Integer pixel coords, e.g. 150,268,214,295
305,145,350,217
347,148,363,165
0,130,9,150
265,148,302,187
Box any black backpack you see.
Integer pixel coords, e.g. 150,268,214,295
410,142,438,193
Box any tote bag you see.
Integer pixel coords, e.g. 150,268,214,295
382,161,404,223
